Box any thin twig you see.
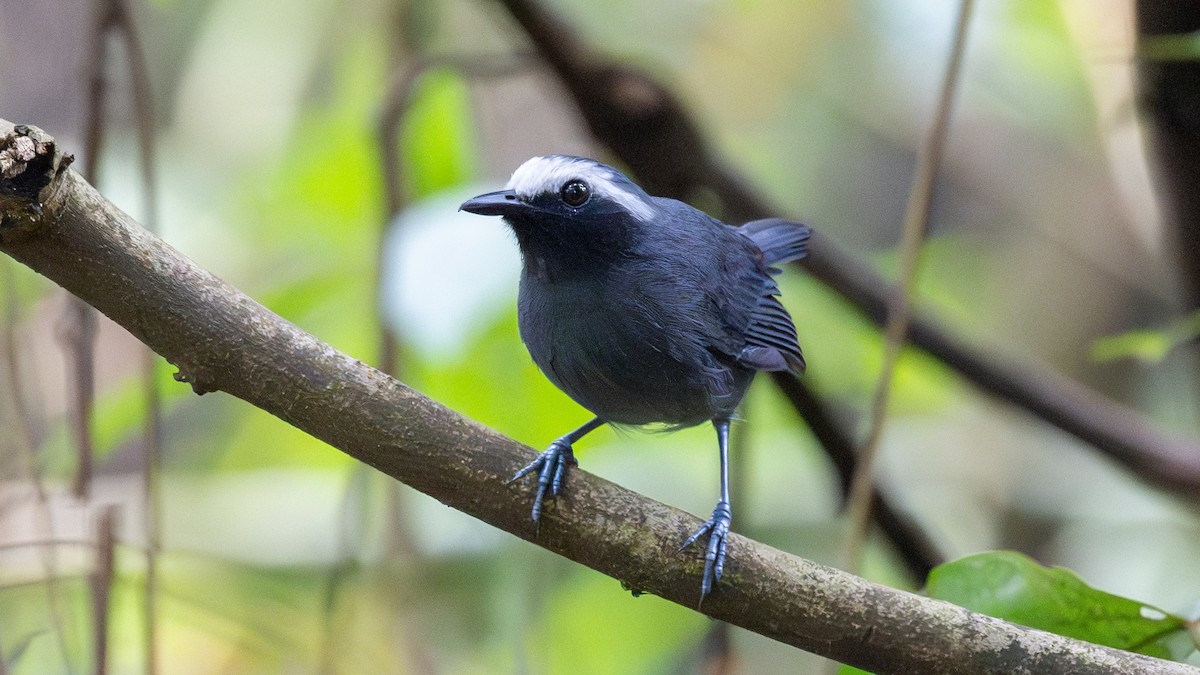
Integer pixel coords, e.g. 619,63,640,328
697,621,735,675
842,0,975,571
1,262,77,674
317,463,369,675
0,538,107,554
60,296,97,500
328,52,537,674
68,0,125,501
78,1,163,670
111,1,164,671
771,373,943,579
376,52,534,375
90,506,118,675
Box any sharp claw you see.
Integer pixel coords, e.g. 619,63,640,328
511,462,538,483
681,500,731,603
512,440,575,522
678,521,711,552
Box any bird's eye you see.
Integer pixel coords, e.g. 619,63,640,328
559,180,591,207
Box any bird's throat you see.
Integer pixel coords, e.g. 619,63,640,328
511,219,633,283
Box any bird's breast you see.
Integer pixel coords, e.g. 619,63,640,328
516,273,731,426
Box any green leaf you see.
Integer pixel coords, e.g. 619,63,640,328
927,551,1192,660
1092,309,1200,364
1091,330,1171,363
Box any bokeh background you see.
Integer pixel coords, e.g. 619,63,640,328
1,0,1198,672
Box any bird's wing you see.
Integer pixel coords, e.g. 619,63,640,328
713,219,810,375
736,278,805,373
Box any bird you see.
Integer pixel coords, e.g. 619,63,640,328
460,155,810,601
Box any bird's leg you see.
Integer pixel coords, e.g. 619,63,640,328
512,416,605,521
680,418,732,603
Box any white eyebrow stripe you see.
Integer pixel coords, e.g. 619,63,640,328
505,156,655,222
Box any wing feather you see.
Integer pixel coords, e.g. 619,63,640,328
725,219,811,375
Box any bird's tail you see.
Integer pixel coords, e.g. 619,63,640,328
737,218,812,267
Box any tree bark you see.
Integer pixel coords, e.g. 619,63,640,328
1,121,1194,674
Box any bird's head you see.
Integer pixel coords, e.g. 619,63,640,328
460,156,657,278
461,155,655,230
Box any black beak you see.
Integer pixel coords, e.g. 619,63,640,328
460,189,524,216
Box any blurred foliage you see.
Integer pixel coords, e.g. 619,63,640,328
2,0,1200,673
400,69,478,198
928,551,1196,662
1092,309,1200,364
1139,31,1200,62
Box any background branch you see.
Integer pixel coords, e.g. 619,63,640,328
376,52,535,376
1,121,1194,675
485,0,1200,501
1137,1,1200,313
0,260,74,671
769,374,942,579
78,1,164,671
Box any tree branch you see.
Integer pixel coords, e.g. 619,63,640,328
1,122,1193,675
1138,1,1200,311
485,0,1200,501
770,373,942,579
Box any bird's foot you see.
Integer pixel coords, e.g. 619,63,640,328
511,438,577,521
680,499,731,603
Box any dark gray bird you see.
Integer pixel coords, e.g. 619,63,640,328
460,155,810,601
